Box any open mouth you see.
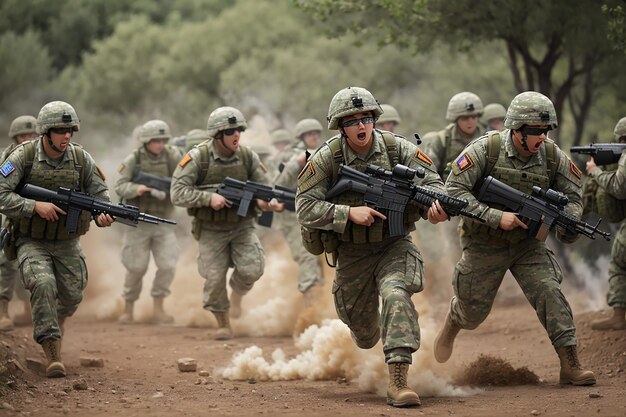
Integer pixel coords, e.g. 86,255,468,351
357,132,367,141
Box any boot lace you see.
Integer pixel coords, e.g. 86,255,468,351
565,346,581,370
392,364,408,389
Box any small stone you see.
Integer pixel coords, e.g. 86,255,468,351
6,380,17,389
530,410,540,416
588,392,603,398
1,402,15,411
79,357,105,368
55,391,68,397
62,386,72,393
248,377,257,384
25,357,47,375
177,358,197,372
6,359,25,373
73,379,88,391
198,370,210,377
152,392,164,399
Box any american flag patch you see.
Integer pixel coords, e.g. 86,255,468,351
455,153,474,173
0,161,15,177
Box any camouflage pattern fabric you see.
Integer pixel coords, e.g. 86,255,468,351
423,123,485,178
0,251,26,301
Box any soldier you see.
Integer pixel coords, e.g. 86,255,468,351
0,101,114,377
115,120,182,325
0,116,39,331
266,128,295,175
275,118,325,302
435,92,596,386
585,116,626,330
377,104,401,133
482,103,507,131
296,87,449,407
423,91,485,179
170,107,279,340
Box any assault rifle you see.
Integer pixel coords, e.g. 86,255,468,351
132,169,172,194
18,183,176,232
325,163,484,237
216,177,296,227
477,176,610,241
570,143,626,166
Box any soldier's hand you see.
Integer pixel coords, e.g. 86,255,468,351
267,198,285,212
428,200,449,224
348,206,386,226
499,212,528,231
296,152,307,168
585,158,597,174
210,193,232,211
34,201,66,222
136,184,152,196
95,213,115,227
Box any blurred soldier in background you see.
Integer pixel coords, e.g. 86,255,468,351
0,116,39,331
436,92,596,386
586,116,626,330
482,103,507,131
423,91,485,179
266,128,295,175
297,86,449,407
115,120,182,325
0,101,114,377
376,104,401,133
171,106,280,340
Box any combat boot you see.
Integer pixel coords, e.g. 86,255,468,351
557,345,596,386
230,291,243,319
41,338,66,378
386,363,421,407
152,297,174,324
13,299,32,326
591,307,626,331
213,311,233,340
0,299,14,331
118,300,134,324
434,310,461,363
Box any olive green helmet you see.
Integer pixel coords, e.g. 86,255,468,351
206,106,247,138
8,115,37,140
504,91,558,130
482,103,507,122
139,119,171,143
36,101,80,135
614,117,626,140
294,118,323,139
377,104,401,125
446,92,484,122
327,86,383,130
271,129,292,145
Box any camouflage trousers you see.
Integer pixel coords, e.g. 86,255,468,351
0,250,27,301
280,211,323,293
17,237,87,344
121,222,179,301
450,236,576,348
607,221,626,308
197,220,264,312
334,235,424,364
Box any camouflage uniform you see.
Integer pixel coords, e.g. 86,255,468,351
170,107,268,338
436,92,595,386
115,120,181,322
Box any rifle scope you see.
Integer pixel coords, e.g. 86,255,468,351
532,186,568,208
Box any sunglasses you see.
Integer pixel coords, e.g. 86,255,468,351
522,126,550,136
341,116,375,128
223,127,245,136
50,127,74,135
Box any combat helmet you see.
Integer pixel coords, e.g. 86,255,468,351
8,115,37,140
36,101,80,135
207,106,247,138
482,103,507,122
377,104,401,125
327,87,383,130
446,92,484,122
139,119,171,143
271,129,292,145
294,119,323,139
504,91,558,130
614,117,626,140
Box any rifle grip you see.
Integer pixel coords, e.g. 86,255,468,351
66,207,81,234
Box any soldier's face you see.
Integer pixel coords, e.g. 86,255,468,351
15,132,38,144
48,127,73,152
513,124,549,154
457,114,479,136
146,138,167,155
221,127,241,152
340,112,375,153
377,121,397,133
488,118,504,131
302,131,322,150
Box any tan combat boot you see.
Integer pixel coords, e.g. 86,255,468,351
41,338,66,378
152,297,174,324
0,299,14,331
434,311,461,363
230,291,243,319
557,345,596,386
13,299,32,326
118,300,134,324
213,311,233,340
591,307,626,331
386,363,421,407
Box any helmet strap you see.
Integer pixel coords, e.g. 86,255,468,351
216,133,235,155
45,131,63,153
516,128,530,152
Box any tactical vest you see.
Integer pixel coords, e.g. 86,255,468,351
12,140,91,240
125,146,178,217
461,131,559,243
439,123,483,178
187,140,253,224
582,176,626,223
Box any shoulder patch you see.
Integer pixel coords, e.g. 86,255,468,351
1,160,15,177
96,165,106,181
259,162,268,174
298,160,316,181
118,163,125,173
179,153,192,168
569,161,581,179
453,153,474,175
414,149,432,166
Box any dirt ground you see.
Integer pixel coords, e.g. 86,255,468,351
0,227,625,417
